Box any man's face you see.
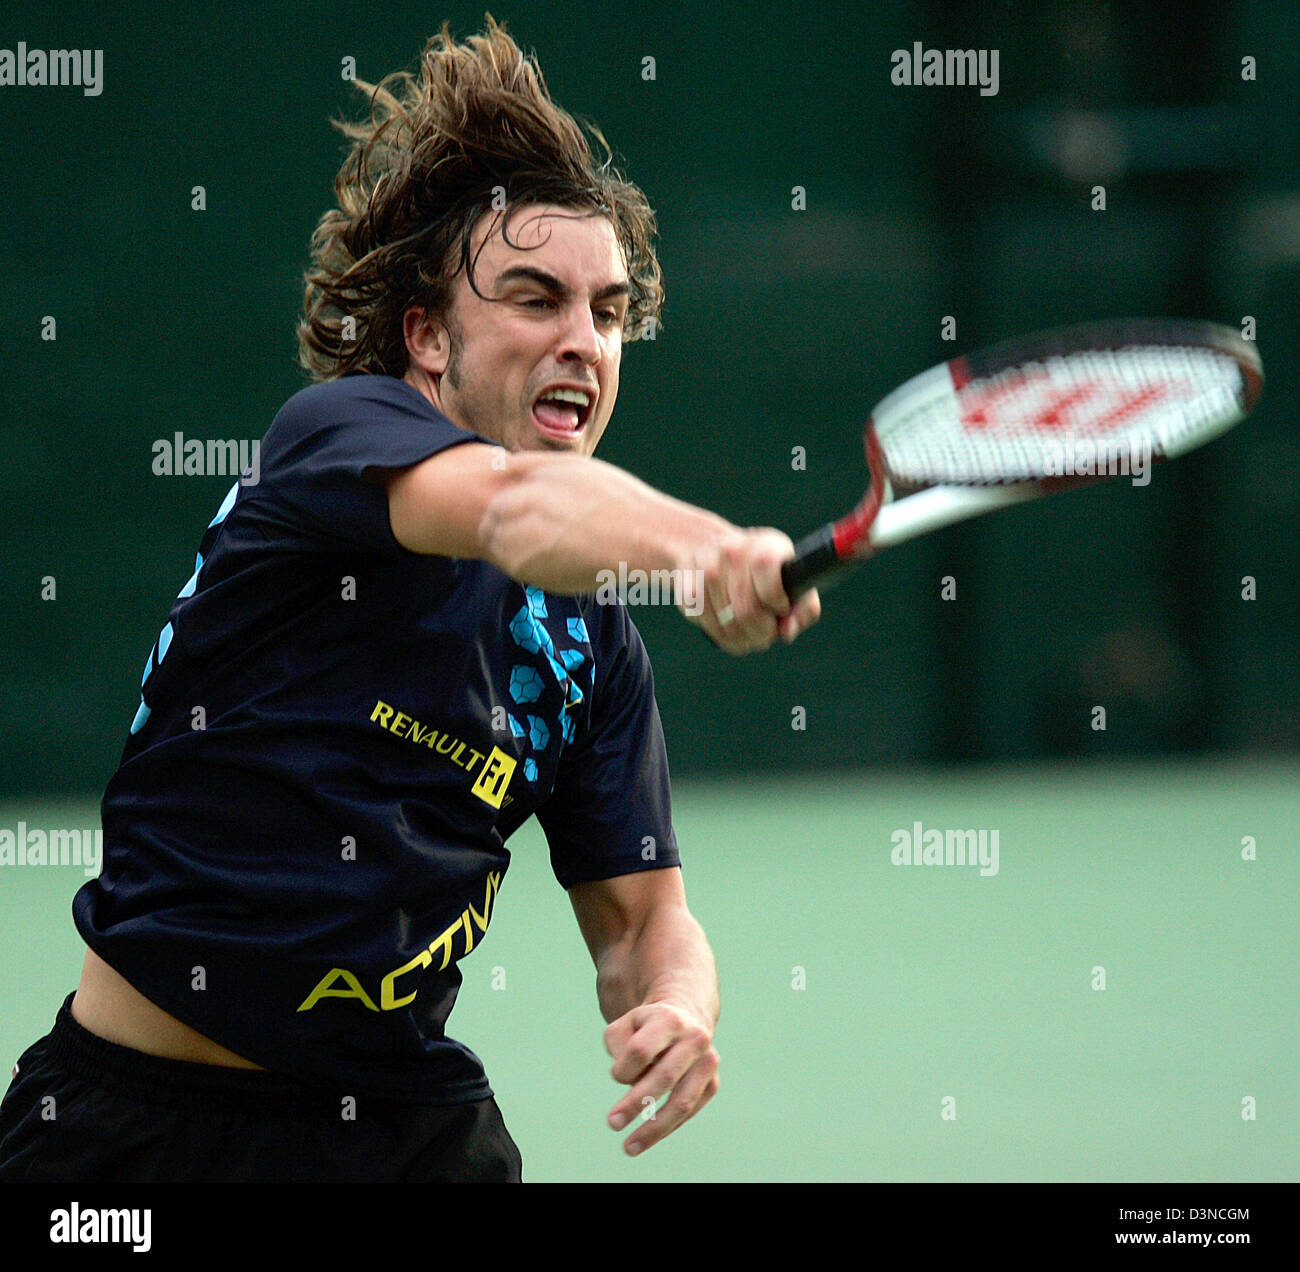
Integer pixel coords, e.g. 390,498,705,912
406,204,631,455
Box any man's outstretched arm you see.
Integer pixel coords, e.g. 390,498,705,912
567,867,720,1157
386,441,820,654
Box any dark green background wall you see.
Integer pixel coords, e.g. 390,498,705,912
2,1,1296,796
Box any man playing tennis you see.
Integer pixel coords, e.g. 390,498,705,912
0,19,819,1182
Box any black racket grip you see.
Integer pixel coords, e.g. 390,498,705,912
781,524,841,600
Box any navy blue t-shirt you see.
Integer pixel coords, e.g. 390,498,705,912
73,375,680,1103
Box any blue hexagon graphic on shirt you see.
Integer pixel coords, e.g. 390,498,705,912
507,713,525,739
523,758,538,781
525,586,548,618
566,616,589,644
508,592,586,714
509,665,545,704
509,607,544,655
527,715,550,751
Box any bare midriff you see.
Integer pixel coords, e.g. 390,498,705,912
71,947,263,1070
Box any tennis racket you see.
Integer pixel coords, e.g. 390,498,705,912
781,319,1264,598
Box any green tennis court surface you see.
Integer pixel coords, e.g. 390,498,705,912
3,759,1295,1182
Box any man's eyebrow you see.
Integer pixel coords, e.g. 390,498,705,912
493,265,631,302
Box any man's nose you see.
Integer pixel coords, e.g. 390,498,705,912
557,303,600,363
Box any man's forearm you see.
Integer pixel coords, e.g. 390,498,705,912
594,900,720,1028
479,450,733,595
390,442,821,655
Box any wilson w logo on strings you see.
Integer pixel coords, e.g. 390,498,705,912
957,371,1183,434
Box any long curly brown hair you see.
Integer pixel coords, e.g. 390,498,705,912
297,15,663,381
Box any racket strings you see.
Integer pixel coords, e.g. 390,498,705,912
876,345,1249,486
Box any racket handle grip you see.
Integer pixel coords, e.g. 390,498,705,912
781,524,841,599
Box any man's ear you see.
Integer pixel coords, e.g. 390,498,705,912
403,306,451,377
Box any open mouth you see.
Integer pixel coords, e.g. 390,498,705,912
531,386,594,442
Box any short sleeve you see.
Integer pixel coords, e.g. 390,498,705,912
254,375,494,552
536,604,681,889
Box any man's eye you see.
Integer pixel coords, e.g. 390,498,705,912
523,297,555,310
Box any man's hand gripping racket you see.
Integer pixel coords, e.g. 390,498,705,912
781,319,1264,599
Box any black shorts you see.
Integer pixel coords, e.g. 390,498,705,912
0,994,522,1183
